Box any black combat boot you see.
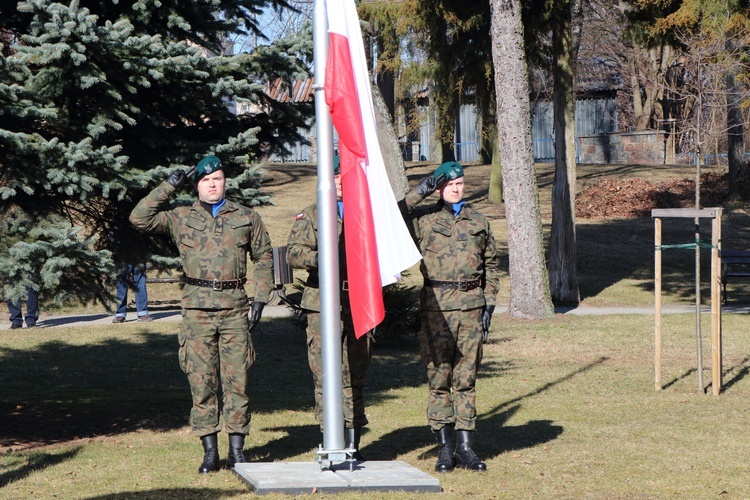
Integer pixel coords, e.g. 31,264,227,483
198,434,220,474
345,427,365,461
454,430,487,472
434,425,455,473
226,433,247,469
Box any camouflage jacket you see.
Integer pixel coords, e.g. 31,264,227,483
403,189,501,311
129,181,274,309
286,203,347,312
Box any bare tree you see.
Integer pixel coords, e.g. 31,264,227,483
578,1,677,132
489,0,555,319
667,29,750,198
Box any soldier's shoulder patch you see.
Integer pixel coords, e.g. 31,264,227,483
295,213,305,220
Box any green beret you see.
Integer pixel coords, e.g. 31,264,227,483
333,154,340,175
192,155,222,182
433,161,464,181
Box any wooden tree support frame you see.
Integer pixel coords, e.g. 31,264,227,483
652,208,723,396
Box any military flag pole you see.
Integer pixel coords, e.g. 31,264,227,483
312,0,347,464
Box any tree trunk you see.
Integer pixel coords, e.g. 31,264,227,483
548,0,580,305
726,68,747,200
489,0,554,319
372,85,410,199
488,135,503,204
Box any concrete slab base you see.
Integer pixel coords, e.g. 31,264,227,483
233,461,442,495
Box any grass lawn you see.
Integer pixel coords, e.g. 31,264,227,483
3,161,750,498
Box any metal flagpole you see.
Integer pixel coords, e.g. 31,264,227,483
312,0,346,465
231,0,441,489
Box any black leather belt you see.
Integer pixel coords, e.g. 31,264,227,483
424,278,481,291
184,276,247,290
307,279,349,291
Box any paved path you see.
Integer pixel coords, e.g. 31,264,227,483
3,303,748,331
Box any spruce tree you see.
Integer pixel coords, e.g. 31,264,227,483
0,0,312,307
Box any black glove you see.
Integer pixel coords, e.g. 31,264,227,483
248,301,266,332
414,175,439,198
165,166,197,188
482,305,495,344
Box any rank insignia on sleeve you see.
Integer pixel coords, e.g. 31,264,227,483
295,213,304,220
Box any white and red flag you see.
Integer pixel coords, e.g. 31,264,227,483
324,0,422,338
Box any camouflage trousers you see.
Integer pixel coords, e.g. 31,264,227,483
178,306,254,437
306,308,371,429
418,307,484,432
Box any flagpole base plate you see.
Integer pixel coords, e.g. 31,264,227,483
233,461,442,494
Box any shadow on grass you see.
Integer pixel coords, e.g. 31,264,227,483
661,368,698,391
722,356,750,391
251,424,321,462
85,489,245,499
0,446,82,488
0,317,426,453
0,311,603,465
365,356,605,462
0,332,188,449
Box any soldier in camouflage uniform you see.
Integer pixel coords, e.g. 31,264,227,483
286,157,371,460
129,156,273,474
403,161,500,473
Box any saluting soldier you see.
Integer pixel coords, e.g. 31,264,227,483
130,156,273,474
286,156,371,460
403,161,501,473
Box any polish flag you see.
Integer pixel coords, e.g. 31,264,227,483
325,0,422,338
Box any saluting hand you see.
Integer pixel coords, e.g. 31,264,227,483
166,166,197,188
414,175,439,198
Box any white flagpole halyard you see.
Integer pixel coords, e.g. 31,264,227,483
313,0,347,465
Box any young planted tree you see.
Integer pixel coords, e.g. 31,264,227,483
0,0,312,306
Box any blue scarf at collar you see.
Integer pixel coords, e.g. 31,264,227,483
444,200,465,217
211,198,226,218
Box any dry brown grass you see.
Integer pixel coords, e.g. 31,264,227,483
6,162,750,498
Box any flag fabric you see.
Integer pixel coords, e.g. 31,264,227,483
325,0,422,338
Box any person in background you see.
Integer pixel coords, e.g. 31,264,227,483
402,161,501,473
286,155,372,461
112,263,152,323
7,286,39,329
130,155,273,474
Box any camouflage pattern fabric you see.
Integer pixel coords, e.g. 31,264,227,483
306,310,371,429
130,181,274,309
404,189,500,312
179,306,254,436
404,187,501,431
419,307,483,431
286,203,347,311
130,180,273,437
287,202,371,429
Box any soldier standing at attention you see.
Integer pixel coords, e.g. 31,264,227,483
286,156,371,460
402,161,501,473
130,156,273,473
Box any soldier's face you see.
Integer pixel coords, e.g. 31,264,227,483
439,177,465,204
334,173,343,201
196,170,226,204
